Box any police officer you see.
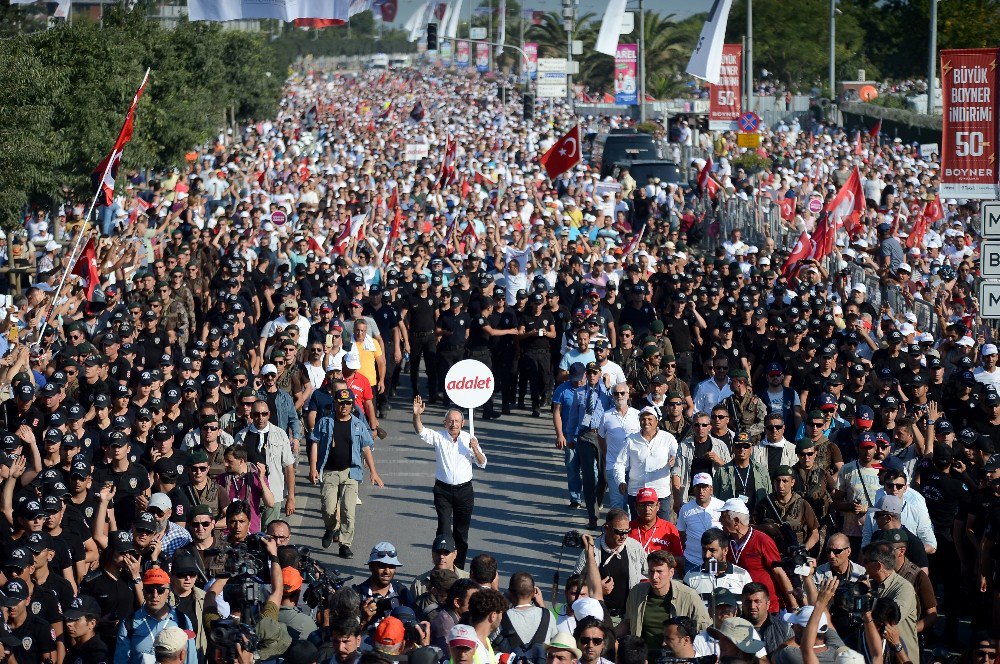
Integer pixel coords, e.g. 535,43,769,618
468,298,517,420
490,287,519,415
402,274,440,401
517,293,555,418
437,296,470,398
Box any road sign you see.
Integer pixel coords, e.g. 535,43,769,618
537,58,566,73
536,58,567,99
737,133,760,148
808,197,824,214
982,201,1000,239
983,241,1000,278
271,210,286,225
738,111,761,133
981,281,1000,319
470,27,487,40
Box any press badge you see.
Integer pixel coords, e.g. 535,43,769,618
737,494,749,503
581,414,592,428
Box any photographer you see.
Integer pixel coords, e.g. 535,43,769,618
868,531,936,641
860,544,918,662
203,532,293,662
572,510,646,621
357,543,415,629
799,580,894,664
683,528,752,598
692,589,748,658
706,617,766,664
371,615,432,663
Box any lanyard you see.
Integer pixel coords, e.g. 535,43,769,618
734,465,751,494
730,528,753,565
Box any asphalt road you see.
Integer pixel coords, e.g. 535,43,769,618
286,388,586,597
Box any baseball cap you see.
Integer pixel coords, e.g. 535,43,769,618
708,617,765,655
63,595,102,620
142,567,171,587
282,567,304,593
432,534,456,553
784,606,829,632
571,597,604,622
134,511,158,533
110,530,136,554
448,624,480,650
721,497,750,516
374,616,405,647
855,405,874,426
148,493,172,512
858,432,877,449
876,495,904,516
636,487,658,503
692,472,712,487
154,626,189,657
0,579,29,605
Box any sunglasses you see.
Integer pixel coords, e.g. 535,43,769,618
828,547,849,554
143,586,169,595
608,527,630,536
191,521,213,528
801,451,816,457
191,465,209,473
668,401,684,407
578,637,605,646
613,392,628,396
767,424,784,430
885,483,906,490
252,411,270,417
712,414,729,420
808,422,824,428
734,443,753,450
693,423,710,428
373,548,397,558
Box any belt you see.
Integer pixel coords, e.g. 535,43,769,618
415,331,436,339
440,345,466,351
435,479,473,489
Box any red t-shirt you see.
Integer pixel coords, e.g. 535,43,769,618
628,518,684,558
726,528,785,610
346,373,374,410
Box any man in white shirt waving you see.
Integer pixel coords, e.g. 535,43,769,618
413,395,487,569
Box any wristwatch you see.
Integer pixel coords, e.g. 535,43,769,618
890,642,904,653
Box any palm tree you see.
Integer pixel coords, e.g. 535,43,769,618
525,10,596,58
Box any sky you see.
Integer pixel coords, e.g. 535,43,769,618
388,0,709,29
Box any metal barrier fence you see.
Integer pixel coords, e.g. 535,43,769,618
843,263,944,337
700,197,789,253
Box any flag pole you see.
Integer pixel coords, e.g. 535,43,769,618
38,67,150,343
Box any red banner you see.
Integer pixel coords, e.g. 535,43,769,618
940,48,1000,199
709,44,742,131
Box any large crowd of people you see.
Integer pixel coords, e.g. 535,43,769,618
0,59,993,664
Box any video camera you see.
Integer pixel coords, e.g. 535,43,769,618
294,545,353,609
209,617,258,664
562,530,584,548
842,580,875,627
219,534,271,581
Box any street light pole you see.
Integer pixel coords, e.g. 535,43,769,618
638,0,646,121
828,0,836,99
928,0,938,114
563,0,575,106
745,0,753,111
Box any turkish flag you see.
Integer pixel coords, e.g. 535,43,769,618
698,158,719,199
869,119,882,139
539,125,581,179
71,238,99,300
294,18,346,27
825,167,865,236
810,212,837,262
778,197,795,221
781,232,812,278
907,197,943,249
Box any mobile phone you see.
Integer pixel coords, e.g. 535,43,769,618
707,558,718,576
326,334,334,346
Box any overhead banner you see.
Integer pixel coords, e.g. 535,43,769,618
940,48,1000,198
524,42,538,80
614,44,638,106
456,40,470,68
475,42,489,73
709,44,742,131
685,0,734,84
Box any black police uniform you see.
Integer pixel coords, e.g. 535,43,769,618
467,312,495,418
490,299,519,413
404,288,440,399
436,304,470,396
518,302,554,415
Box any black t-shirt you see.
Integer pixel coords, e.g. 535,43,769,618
49,530,85,575
9,614,56,664
598,546,630,615
93,462,150,530
324,419,354,472
64,493,101,539
405,294,438,335
666,314,693,354
33,573,74,626
176,592,199,635
65,636,111,664
520,313,552,352
81,570,139,640
916,463,970,537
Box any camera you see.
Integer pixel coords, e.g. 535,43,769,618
841,580,875,626
562,530,584,548
295,546,353,609
209,617,258,663
219,535,270,581
784,544,811,577
657,656,717,664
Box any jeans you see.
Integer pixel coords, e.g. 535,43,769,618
576,431,602,520
98,202,122,237
606,475,628,513
564,445,583,505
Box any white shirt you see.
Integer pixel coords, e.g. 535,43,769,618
684,562,753,598
598,407,641,472
260,313,312,347
597,360,627,387
418,428,487,485
613,429,678,496
693,378,732,414
677,497,726,566
974,365,1000,390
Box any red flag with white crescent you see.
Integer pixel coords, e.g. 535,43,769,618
825,167,865,237
71,238,100,300
781,231,812,278
92,69,149,206
698,158,719,199
539,125,581,179
777,197,795,221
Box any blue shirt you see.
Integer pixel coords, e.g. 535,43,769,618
553,381,613,442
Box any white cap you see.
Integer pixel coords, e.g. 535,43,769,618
154,626,189,657
344,351,362,370
784,606,829,632
44,240,60,252
692,472,713,486
448,624,480,649
899,323,915,336
958,336,975,347
148,493,172,511
984,344,999,356
639,406,659,418
571,597,605,622
721,497,750,515
852,283,867,294
261,364,278,376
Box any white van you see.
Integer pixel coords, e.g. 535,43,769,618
368,54,389,70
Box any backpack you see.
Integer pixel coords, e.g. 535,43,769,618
491,609,551,664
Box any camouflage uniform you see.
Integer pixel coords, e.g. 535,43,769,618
162,297,191,346
723,392,767,444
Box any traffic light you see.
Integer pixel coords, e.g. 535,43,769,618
522,93,535,120
426,23,438,50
